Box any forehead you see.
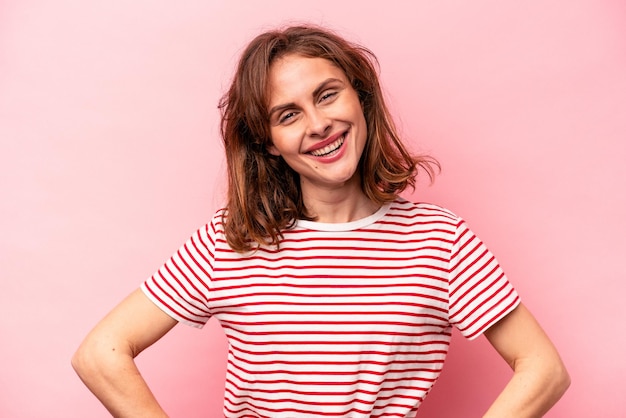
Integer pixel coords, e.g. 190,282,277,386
267,54,348,105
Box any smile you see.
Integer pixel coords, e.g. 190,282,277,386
309,134,346,157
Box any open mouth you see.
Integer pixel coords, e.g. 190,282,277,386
309,133,346,157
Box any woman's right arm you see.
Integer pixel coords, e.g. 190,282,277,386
72,288,178,417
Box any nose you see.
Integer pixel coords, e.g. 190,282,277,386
305,108,331,138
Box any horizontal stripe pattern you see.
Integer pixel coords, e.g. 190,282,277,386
142,198,519,417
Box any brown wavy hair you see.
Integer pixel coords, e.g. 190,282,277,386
219,25,438,252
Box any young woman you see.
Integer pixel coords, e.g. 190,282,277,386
72,25,570,417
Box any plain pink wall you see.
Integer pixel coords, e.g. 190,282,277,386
1,0,625,416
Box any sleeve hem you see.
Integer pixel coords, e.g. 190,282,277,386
140,283,206,329
466,296,521,341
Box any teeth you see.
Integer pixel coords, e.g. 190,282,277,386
310,135,345,156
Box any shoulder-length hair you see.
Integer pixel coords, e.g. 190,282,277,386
219,24,438,252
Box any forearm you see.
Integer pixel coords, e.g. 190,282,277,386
482,304,570,417
482,356,570,417
72,347,168,417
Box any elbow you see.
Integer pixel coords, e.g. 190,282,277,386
71,334,135,385
71,343,96,381
546,357,571,402
555,363,571,397
71,338,119,383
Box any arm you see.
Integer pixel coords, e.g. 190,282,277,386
482,303,570,418
71,288,178,417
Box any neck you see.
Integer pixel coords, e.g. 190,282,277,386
301,181,380,223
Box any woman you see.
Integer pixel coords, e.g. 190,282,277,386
72,25,570,417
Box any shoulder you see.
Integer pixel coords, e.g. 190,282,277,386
185,208,228,247
203,207,226,233
372,197,463,241
387,196,461,224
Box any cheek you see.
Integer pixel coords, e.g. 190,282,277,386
356,110,367,139
350,101,367,129
268,130,299,156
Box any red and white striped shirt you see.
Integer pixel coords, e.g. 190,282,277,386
142,198,520,417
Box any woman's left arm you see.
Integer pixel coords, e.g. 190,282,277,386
482,303,571,418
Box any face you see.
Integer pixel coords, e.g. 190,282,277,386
267,54,368,197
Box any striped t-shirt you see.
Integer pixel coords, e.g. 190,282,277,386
141,198,520,417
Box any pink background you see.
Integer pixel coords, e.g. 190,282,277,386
1,0,625,416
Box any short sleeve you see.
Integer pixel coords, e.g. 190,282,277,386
447,219,520,340
141,219,219,328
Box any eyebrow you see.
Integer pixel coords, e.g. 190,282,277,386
268,77,345,119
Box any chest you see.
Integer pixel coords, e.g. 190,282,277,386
208,240,452,341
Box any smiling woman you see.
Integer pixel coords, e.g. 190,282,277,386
266,55,370,210
72,24,570,418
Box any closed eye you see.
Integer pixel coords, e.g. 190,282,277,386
319,91,338,103
279,111,298,124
